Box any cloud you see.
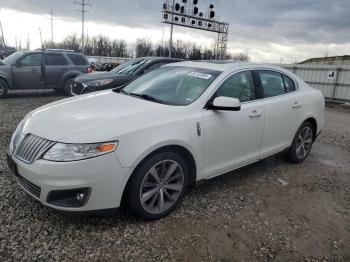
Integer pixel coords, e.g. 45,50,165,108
1,0,349,62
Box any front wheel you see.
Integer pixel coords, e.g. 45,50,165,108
126,152,189,220
0,79,8,99
285,122,314,163
63,77,75,96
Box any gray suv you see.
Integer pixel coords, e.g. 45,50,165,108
0,49,91,98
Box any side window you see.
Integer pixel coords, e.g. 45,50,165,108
258,71,285,98
18,54,42,66
215,71,256,102
282,74,296,93
143,62,167,74
67,54,88,66
45,54,67,66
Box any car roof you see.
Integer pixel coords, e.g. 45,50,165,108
165,61,289,73
138,57,183,62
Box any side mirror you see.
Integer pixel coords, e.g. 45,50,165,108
209,96,241,111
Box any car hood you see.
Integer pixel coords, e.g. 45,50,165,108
23,91,174,143
75,72,132,82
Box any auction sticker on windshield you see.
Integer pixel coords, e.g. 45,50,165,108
188,72,213,80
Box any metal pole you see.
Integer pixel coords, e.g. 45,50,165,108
169,0,175,58
82,0,85,53
38,28,43,49
0,20,5,49
50,9,54,43
331,67,341,101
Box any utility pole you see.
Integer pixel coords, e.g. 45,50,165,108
26,34,30,50
169,0,175,58
74,0,90,53
49,9,56,43
38,28,43,49
0,20,5,49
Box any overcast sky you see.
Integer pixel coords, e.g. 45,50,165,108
0,0,349,63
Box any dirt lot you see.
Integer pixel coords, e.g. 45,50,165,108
0,91,349,261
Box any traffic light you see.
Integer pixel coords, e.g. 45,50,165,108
175,3,180,11
193,0,198,5
194,7,199,15
209,11,215,19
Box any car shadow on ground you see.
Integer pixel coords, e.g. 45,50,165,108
21,154,285,226
5,90,66,99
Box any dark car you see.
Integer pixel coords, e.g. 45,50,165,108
71,57,182,95
0,49,91,98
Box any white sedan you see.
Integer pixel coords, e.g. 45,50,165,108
7,62,325,219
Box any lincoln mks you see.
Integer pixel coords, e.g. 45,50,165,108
7,62,325,219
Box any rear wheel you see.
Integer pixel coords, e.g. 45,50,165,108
63,77,75,96
126,151,189,220
285,122,314,163
0,79,8,99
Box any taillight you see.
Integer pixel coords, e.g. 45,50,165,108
87,67,93,73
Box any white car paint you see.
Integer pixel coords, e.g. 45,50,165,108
8,62,325,212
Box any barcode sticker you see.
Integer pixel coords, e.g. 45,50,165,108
188,72,212,80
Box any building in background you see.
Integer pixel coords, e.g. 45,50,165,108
299,55,350,65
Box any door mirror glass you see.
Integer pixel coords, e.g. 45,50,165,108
211,96,241,111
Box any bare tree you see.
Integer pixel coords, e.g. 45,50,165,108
135,38,153,57
233,52,250,62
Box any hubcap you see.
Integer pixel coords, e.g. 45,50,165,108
296,126,313,159
140,160,184,214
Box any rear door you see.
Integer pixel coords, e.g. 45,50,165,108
257,70,301,158
44,53,69,88
11,53,43,89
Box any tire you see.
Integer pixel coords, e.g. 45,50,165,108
285,122,314,164
0,79,8,99
63,77,75,96
126,151,189,220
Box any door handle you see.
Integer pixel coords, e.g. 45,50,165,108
292,102,302,109
249,110,262,118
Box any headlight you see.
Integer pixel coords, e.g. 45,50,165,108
85,79,114,87
42,141,118,162
9,120,25,154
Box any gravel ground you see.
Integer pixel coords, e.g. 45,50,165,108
0,91,349,261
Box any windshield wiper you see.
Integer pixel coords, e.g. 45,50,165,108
128,93,165,104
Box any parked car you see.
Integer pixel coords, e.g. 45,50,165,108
0,49,91,98
7,62,325,220
71,57,182,95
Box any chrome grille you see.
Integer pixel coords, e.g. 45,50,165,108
14,134,55,164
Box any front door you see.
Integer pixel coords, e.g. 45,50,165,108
12,53,43,89
202,70,265,178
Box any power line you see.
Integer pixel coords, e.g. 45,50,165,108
74,0,91,53
221,0,343,13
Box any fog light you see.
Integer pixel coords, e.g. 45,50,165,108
77,192,85,203
47,188,90,208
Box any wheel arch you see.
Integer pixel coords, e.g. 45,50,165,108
120,144,197,208
0,75,10,89
302,116,318,141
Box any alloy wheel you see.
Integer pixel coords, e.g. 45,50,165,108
296,126,313,159
140,160,184,214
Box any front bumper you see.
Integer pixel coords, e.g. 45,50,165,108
7,152,131,212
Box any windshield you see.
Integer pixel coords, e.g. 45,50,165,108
121,66,221,106
2,51,25,65
111,58,147,75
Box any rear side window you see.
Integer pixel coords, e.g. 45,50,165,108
45,54,67,66
258,71,285,98
67,54,88,66
282,75,296,93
